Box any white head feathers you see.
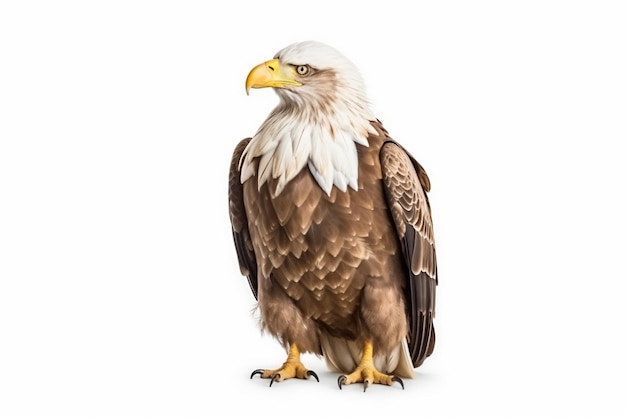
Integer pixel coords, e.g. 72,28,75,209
240,41,377,196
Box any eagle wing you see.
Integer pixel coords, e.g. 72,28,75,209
228,138,258,299
380,141,437,367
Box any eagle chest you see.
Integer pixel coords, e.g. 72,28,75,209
243,162,393,321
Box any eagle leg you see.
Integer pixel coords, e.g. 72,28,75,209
250,344,319,386
337,340,404,391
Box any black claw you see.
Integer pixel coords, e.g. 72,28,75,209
269,374,280,387
337,375,347,390
306,370,320,382
363,380,370,392
250,369,264,379
392,375,405,390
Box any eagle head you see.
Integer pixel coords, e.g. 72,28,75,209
246,41,369,111
241,41,377,196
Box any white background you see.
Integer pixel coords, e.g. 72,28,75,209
1,1,625,416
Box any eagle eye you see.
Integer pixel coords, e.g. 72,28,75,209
295,65,310,76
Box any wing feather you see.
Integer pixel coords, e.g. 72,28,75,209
380,141,437,367
228,138,258,299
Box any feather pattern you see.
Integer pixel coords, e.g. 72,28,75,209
230,120,437,375
228,138,258,298
380,140,437,366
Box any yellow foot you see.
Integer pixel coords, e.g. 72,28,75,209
337,340,404,391
250,344,319,386
337,365,404,391
250,363,318,386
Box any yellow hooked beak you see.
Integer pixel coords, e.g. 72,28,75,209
245,58,302,95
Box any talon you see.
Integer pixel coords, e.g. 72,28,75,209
306,370,319,382
337,340,406,391
250,369,264,379
269,373,281,387
392,375,405,390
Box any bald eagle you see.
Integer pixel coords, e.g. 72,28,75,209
228,41,437,390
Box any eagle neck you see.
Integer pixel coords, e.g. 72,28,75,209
240,100,376,197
